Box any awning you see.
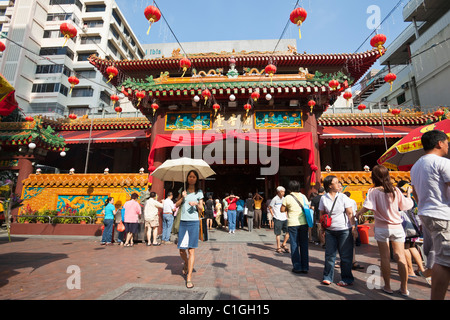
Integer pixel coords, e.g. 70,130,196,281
60,129,149,144
320,126,417,139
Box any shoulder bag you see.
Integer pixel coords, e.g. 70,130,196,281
319,196,338,229
288,194,314,228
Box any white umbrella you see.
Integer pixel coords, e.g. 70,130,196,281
151,157,215,188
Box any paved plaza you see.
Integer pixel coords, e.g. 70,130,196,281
0,227,446,301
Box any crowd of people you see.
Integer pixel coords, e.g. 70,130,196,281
98,130,449,298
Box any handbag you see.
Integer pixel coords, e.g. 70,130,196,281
401,210,421,238
320,196,338,229
117,221,125,232
289,194,314,228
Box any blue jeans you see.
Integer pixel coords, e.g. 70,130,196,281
228,210,237,231
236,210,244,229
101,219,114,243
162,214,174,242
323,228,354,284
288,224,309,271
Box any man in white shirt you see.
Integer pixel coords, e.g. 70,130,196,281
144,192,163,246
411,130,450,300
269,186,290,253
162,192,176,244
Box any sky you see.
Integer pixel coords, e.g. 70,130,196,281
115,0,410,56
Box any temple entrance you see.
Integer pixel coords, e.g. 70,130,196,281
204,165,270,199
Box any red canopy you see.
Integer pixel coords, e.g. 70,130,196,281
148,131,316,184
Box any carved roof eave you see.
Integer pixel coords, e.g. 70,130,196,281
22,174,149,188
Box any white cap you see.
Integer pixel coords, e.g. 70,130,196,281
276,186,285,192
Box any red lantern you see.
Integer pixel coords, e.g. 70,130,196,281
370,34,387,56
136,91,145,107
290,7,307,39
384,73,397,91
179,57,191,77
244,103,252,116
308,100,316,113
329,79,339,91
68,76,79,95
60,23,77,48
68,113,77,120
110,94,120,107
251,91,260,102
212,103,220,116
343,91,352,106
391,108,401,116
265,64,277,84
151,103,159,116
115,106,122,118
201,89,211,105
106,66,118,84
0,41,5,52
144,5,161,35
357,104,366,112
25,116,34,122
434,109,445,121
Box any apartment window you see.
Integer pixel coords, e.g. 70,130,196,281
112,10,122,26
32,83,61,93
77,52,97,62
85,4,106,12
43,30,63,39
47,13,73,22
110,26,119,40
80,36,101,45
71,87,94,97
396,93,406,105
49,0,82,11
40,47,74,60
68,106,89,116
107,41,118,57
36,64,71,77
84,20,103,28
100,91,110,104
76,69,96,79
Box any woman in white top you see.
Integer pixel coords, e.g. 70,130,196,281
319,175,358,286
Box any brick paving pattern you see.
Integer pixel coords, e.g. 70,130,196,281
0,228,447,300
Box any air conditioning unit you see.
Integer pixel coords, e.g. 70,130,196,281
401,82,409,90
381,97,388,103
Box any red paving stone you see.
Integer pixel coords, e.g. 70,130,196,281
0,229,448,300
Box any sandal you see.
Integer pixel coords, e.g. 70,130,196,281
281,245,290,253
322,280,331,285
337,281,352,287
186,280,194,289
352,263,364,270
275,248,284,254
182,264,188,276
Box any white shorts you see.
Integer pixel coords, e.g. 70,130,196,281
374,227,405,243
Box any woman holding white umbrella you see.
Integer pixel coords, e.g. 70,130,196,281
174,169,204,289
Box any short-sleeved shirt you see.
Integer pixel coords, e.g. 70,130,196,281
318,193,353,231
226,197,238,210
411,154,450,220
123,200,142,223
254,198,263,210
104,203,115,220
270,195,286,221
163,198,175,214
282,193,309,226
363,187,414,229
144,198,163,221
180,189,204,221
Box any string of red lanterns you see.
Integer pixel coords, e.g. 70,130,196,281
144,5,161,35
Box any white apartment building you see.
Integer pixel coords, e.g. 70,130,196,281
0,0,145,118
355,0,450,112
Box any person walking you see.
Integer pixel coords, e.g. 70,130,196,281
205,195,215,230
214,199,223,229
225,193,239,234
161,192,176,244
101,197,116,245
310,187,325,246
356,165,413,296
281,181,309,273
253,192,264,229
319,175,358,287
123,193,142,247
269,186,289,254
245,193,255,232
144,192,163,246
174,170,204,289
410,130,450,300
236,197,245,229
